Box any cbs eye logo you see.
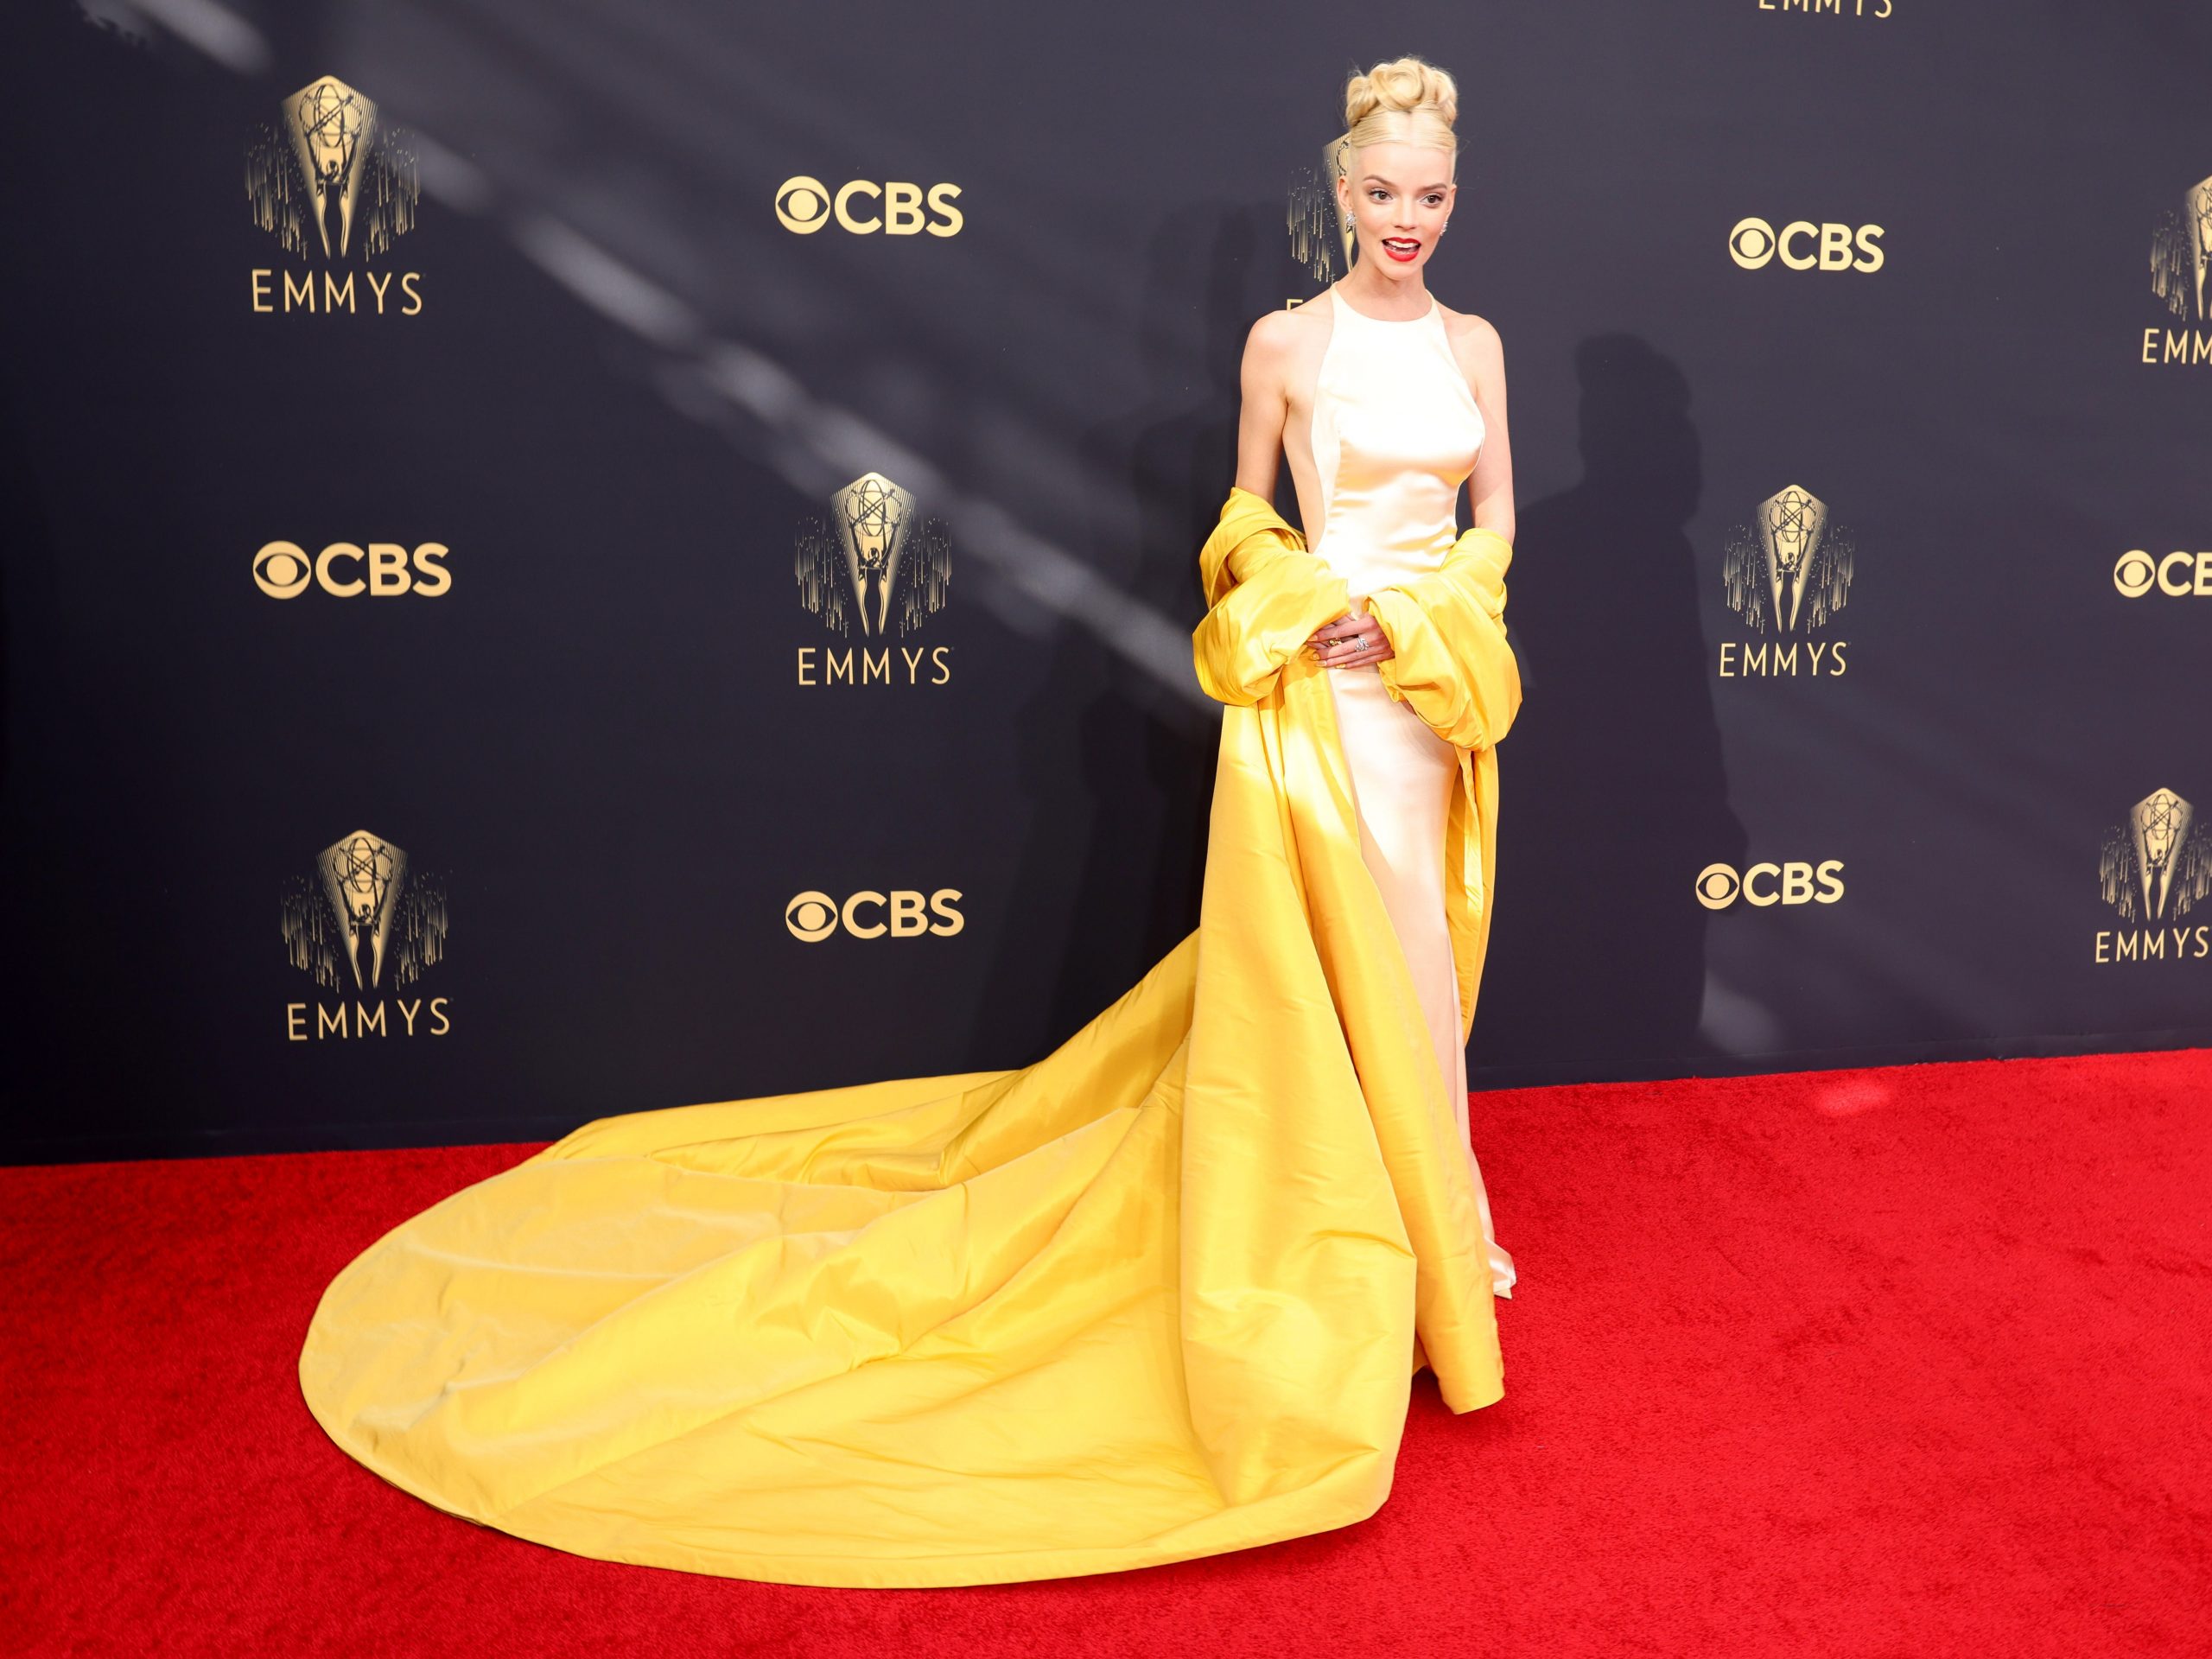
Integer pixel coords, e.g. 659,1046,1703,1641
253,542,452,599
785,887,966,941
1727,218,1885,273
774,176,964,238
2113,549,2212,598
1694,860,1846,911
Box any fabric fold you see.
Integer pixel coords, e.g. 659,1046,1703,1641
297,485,1513,1589
1364,524,1521,754
1363,521,1522,1039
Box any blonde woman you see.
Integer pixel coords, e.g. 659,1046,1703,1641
1233,54,1517,1297
299,54,1523,1588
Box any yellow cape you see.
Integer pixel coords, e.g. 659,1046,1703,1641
298,484,1522,1587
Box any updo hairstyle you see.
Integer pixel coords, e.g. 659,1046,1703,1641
1341,55,1459,162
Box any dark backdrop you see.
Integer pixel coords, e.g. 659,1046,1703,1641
3,0,2207,1161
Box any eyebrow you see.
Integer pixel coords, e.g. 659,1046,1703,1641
1357,175,1452,190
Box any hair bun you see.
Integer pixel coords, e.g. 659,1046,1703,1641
1344,56,1459,130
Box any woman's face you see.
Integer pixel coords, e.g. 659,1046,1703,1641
1335,140,1455,276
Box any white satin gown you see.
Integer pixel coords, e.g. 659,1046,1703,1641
1295,281,1515,1296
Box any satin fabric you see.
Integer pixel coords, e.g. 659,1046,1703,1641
1302,285,1512,1293
297,485,1522,1588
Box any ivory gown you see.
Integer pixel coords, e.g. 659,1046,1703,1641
296,293,1525,1590
1296,280,1514,1296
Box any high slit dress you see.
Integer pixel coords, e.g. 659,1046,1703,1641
1299,282,1513,1295
295,283,1524,1590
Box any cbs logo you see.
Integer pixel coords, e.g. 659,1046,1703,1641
785,888,966,941
1694,860,1846,911
1727,218,1885,273
775,176,964,238
253,542,452,600
2113,550,2212,598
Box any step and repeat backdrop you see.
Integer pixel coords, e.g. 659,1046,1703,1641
0,1,2206,1160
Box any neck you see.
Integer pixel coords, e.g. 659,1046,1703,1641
1338,265,1431,319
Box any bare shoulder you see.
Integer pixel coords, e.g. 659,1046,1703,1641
1246,300,1327,359
1438,303,1504,360
1438,304,1506,407
1243,301,1330,397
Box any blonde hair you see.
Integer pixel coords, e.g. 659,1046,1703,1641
1341,55,1459,163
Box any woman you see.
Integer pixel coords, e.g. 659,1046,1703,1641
299,54,1522,1588
1243,54,1516,1299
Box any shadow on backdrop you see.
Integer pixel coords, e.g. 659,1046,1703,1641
1472,334,1746,1085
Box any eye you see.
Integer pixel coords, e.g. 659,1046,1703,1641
785,891,839,941
774,175,832,234
1694,863,1741,909
1731,219,1776,264
2112,550,2156,597
253,542,312,598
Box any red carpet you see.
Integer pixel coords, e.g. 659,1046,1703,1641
3,1049,2206,1657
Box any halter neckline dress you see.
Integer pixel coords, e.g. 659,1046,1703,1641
1303,281,1514,1295
289,284,1522,1592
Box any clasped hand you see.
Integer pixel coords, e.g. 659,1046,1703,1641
1302,598,1395,670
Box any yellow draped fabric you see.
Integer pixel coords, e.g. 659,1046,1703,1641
298,484,1522,1587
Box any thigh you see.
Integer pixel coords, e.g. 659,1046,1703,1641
1325,668,1459,1049
1328,667,1457,913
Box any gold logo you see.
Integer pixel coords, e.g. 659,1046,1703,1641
253,543,314,599
1694,860,1845,911
245,76,424,316
1755,0,1894,16
1287,134,1355,288
1724,486,1852,632
1718,486,1853,677
2094,789,2212,964
253,542,452,599
2113,549,2212,598
2151,176,2212,322
1727,218,1885,272
2100,791,2209,925
247,75,417,264
794,472,955,687
2141,174,2212,365
785,888,965,940
798,474,949,638
773,175,963,236
281,830,451,1040
283,830,447,992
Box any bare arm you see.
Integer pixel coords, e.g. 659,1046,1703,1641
1232,312,1292,502
1230,307,1389,670
1454,315,1516,543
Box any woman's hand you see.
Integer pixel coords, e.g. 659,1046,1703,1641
1303,597,1395,670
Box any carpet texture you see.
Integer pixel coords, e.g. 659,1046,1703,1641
2,1047,2205,1656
